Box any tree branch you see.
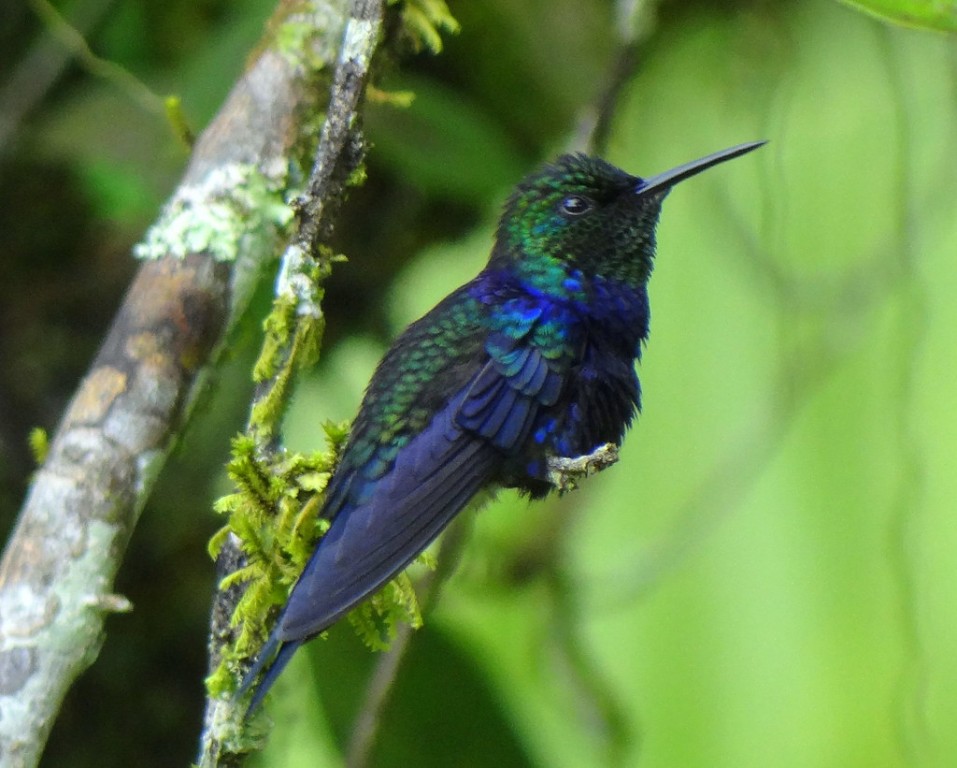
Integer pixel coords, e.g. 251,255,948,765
0,1,355,765
196,1,389,765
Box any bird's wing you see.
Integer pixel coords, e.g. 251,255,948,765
275,316,571,643
242,292,580,709
243,396,502,711
456,329,565,450
279,393,500,639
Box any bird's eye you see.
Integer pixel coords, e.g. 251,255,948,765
558,195,593,217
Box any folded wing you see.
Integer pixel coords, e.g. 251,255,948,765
244,309,574,709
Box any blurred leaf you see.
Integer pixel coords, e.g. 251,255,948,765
365,74,527,201
77,155,159,222
34,85,180,226
31,0,275,229
837,0,957,32
438,0,613,146
367,628,534,767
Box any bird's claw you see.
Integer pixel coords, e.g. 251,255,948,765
545,442,620,493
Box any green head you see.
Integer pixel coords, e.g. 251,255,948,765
491,141,765,294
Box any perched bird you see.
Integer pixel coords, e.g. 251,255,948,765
242,140,764,709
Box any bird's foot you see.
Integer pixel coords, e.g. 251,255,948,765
546,442,620,493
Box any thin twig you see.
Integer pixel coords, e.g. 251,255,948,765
345,514,475,768
197,1,388,764
27,0,166,116
0,0,117,155
345,621,414,768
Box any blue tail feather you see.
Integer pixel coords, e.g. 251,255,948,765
240,634,302,715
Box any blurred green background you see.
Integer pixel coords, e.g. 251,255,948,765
1,0,956,766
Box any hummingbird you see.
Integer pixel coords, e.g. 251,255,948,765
242,140,764,710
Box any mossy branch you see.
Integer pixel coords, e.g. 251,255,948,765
0,1,362,763
197,0,463,763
